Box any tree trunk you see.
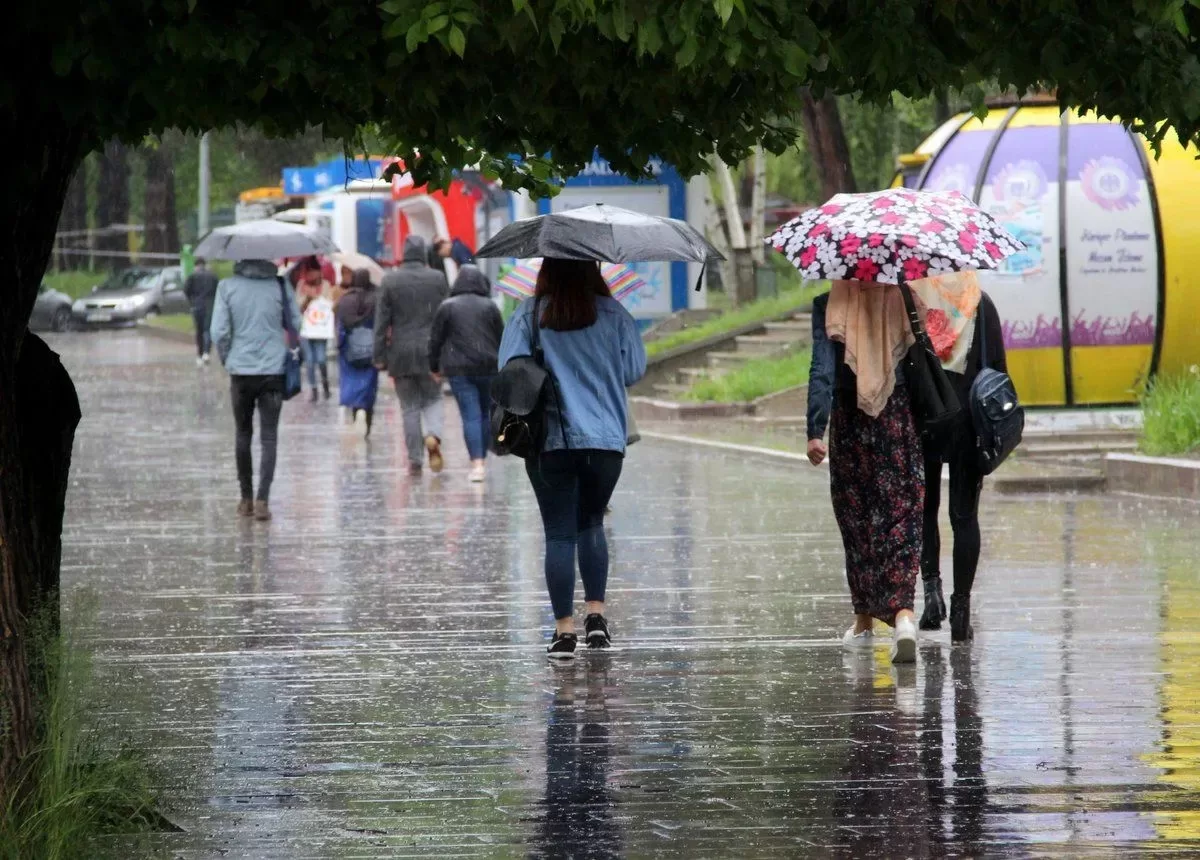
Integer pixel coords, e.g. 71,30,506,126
55,163,89,271
935,91,952,125
749,144,767,266
95,139,130,269
0,120,84,803
142,146,180,256
709,156,756,305
799,89,857,200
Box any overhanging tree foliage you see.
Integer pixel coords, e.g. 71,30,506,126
4,0,1199,798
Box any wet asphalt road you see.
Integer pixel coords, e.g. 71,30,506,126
50,331,1200,857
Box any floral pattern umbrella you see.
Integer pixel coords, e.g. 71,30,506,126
765,189,1024,285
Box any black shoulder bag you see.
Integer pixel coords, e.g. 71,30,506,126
491,299,569,459
899,282,961,446
969,306,1024,474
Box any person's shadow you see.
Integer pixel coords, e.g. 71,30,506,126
833,648,988,856
529,656,621,860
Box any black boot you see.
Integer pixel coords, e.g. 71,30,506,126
950,594,974,644
309,388,319,403
364,409,373,439
320,366,331,400
919,576,946,631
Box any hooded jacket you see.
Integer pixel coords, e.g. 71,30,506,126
373,236,449,376
428,264,504,377
210,259,302,376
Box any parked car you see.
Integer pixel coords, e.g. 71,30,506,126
30,283,75,332
71,266,190,326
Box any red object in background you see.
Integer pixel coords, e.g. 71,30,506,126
383,157,486,257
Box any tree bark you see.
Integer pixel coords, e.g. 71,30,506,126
55,164,89,271
749,144,767,266
95,139,130,269
709,157,755,305
799,89,857,200
0,119,84,802
142,146,180,255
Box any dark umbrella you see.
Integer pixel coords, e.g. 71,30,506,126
475,203,723,263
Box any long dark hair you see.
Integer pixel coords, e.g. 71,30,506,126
534,258,611,331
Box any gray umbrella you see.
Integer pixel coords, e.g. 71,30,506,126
194,219,339,261
475,203,723,263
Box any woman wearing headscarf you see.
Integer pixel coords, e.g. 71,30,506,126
335,268,380,437
806,280,923,664
910,273,1008,643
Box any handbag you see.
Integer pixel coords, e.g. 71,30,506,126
344,321,375,368
969,306,1024,474
490,298,569,459
278,277,303,401
898,282,961,444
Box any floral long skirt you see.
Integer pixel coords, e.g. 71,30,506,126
829,384,925,625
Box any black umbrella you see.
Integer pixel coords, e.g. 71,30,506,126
475,203,724,263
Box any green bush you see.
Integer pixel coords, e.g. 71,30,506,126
0,596,163,859
143,313,195,334
645,282,822,359
684,348,812,403
1140,369,1200,456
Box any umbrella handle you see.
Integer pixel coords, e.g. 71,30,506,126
693,261,706,292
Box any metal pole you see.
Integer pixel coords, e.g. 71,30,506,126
198,131,211,237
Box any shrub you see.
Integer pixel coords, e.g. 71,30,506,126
1140,368,1200,456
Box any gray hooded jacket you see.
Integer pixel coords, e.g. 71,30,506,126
428,264,504,377
374,236,450,377
210,259,302,376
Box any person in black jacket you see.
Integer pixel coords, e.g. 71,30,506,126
429,264,504,482
917,293,1007,643
183,258,220,366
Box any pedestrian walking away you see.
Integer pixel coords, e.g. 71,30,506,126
336,268,381,438
912,273,1008,643
806,281,924,664
498,258,647,660
210,258,302,522
374,235,450,474
296,256,335,402
428,264,504,482
184,257,219,366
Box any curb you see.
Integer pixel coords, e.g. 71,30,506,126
137,323,194,345
1105,453,1200,501
640,430,816,467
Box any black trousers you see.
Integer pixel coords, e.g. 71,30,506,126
231,375,284,502
922,429,984,597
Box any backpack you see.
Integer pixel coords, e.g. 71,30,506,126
969,307,1024,475
344,321,375,369
490,299,565,459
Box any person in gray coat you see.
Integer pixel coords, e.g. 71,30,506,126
210,259,302,521
374,235,450,474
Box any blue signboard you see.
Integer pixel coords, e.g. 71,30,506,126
281,157,383,196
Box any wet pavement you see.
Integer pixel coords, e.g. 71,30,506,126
51,331,1200,857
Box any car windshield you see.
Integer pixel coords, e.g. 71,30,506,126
96,269,154,291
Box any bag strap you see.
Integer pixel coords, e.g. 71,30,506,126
976,298,991,372
898,282,933,354
529,296,570,451
277,277,298,342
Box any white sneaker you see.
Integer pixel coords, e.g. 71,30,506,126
469,463,486,483
842,626,874,649
195,356,205,368
202,353,211,366
891,615,918,664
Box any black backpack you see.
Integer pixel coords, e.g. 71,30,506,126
969,307,1024,475
491,299,562,459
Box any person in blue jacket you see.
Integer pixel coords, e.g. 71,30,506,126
498,258,647,660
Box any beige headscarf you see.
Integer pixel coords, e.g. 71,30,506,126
825,280,915,417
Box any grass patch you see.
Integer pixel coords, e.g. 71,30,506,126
1140,370,1200,456
645,283,823,359
143,313,195,334
0,595,165,859
683,347,812,403
42,270,105,301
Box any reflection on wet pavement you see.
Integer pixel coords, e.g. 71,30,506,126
53,332,1200,856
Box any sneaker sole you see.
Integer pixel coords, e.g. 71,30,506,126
891,635,917,664
546,650,577,661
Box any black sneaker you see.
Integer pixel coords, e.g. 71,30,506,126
584,614,611,649
547,631,577,660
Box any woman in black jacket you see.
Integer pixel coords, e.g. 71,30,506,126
428,265,505,482
917,293,1007,642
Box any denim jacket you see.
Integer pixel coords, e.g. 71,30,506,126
210,260,303,377
498,295,646,453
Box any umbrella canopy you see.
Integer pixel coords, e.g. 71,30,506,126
476,203,723,263
331,251,385,286
765,190,1023,285
195,219,339,261
496,259,649,302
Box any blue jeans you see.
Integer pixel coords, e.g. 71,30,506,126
526,451,624,620
192,304,212,357
449,374,495,461
301,338,329,390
